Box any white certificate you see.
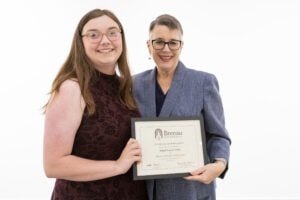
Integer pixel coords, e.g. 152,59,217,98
131,116,208,180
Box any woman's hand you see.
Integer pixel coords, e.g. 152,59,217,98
184,161,226,184
116,138,142,174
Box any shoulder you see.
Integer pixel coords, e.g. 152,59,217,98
49,79,82,106
59,79,80,94
177,63,220,91
178,61,214,78
46,79,85,114
184,66,217,83
133,69,153,82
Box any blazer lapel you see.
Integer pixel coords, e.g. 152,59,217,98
159,62,186,117
142,69,157,117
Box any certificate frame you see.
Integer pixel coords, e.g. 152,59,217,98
131,116,209,180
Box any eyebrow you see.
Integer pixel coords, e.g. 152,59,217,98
86,27,120,32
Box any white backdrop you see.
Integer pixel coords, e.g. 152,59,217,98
0,0,299,199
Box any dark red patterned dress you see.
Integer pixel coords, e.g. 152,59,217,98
51,72,147,200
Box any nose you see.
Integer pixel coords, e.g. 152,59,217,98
100,34,110,43
162,43,171,51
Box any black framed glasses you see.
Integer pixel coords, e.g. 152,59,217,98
151,39,182,50
82,28,122,42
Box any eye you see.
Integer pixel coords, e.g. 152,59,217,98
108,28,120,37
88,31,100,39
155,40,165,45
108,31,118,37
169,40,179,46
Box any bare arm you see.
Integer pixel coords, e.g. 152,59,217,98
43,80,141,181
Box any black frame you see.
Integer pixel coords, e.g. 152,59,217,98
131,116,209,180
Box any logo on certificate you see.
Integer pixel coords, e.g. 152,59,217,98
154,128,163,140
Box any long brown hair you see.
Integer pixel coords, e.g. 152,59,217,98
44,9,137,115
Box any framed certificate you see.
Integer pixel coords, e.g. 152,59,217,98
131,116,209,180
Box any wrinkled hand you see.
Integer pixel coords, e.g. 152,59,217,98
116,138,142,174
184,162,226,184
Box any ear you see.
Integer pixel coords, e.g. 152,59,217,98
181,41,184,49
146,40,152,55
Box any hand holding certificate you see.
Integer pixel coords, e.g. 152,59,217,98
131,116,209,180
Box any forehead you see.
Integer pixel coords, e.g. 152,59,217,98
150,25,181,40
83,15,119,32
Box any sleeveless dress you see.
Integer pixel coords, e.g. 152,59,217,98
51,72,147,200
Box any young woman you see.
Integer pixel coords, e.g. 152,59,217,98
43,9,147,200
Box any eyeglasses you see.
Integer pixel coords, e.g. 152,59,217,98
82,28,122,42
151,39,182,50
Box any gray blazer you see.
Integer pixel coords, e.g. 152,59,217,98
133,61,231,200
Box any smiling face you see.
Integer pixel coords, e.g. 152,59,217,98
82,15,122,74
147,25,183,74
